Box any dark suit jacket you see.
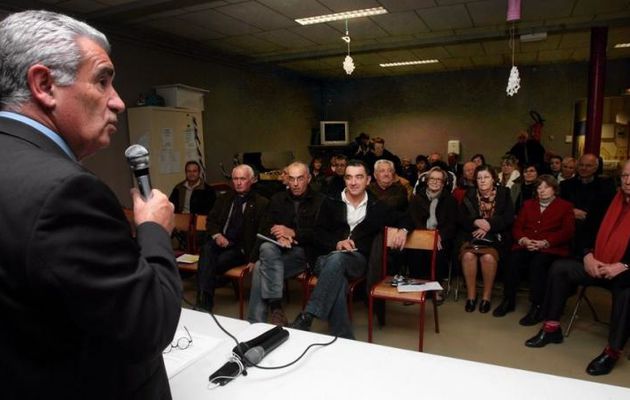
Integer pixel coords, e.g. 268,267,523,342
257,188,325,263
205,189,269,262
314,191,413,258
560,176,617,254
0,117,182,399
169,180,216,215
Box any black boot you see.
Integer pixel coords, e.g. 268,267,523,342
519,304,543,326
492,298,515,317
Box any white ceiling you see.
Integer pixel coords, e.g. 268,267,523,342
1,0,630,79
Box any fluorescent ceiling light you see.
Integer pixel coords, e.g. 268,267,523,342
520,32,547,42
295,7,387,25
380,59,439,68
614,43,630,48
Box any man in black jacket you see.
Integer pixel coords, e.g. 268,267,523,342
197,164,268,311
559,153,616,256
0,10,181,399
247,162,325,325
290,160,412,338
169,160,216,215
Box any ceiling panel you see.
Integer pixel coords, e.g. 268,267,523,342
178,8,262,36
0,0,628,79
216,1,295,30
374,11,429,36
417,4,474,31
467,0,508,27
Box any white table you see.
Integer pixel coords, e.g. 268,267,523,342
168,309,630,400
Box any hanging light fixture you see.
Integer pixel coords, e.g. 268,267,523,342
506,0,521,96
342,19,355,75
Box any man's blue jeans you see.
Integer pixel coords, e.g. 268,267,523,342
305,251,367,339
247,242,306,323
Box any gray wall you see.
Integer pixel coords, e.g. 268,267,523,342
319,60,630,167
83,39,318,206
82,35,630,205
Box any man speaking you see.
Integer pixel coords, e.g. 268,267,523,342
0,10,181,400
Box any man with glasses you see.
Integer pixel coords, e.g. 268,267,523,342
0,10,181,399
247,162,325,325
525,160,630,376
560,153,616,257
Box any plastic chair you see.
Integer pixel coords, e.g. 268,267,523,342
368,227,440,351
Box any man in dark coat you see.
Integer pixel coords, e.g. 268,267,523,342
559,153,616,257
247,162,325,325
290,160,412,338
169,160,216,215
197,164,268,311
0,10,181,399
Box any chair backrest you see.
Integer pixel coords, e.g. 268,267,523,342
173,213,193,232
172,213,194,252
382,227,438,280
194,214,207,232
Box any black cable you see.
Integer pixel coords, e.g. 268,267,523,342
247,335,337,370
207,310,338,371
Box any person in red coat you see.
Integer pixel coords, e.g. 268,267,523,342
493,175,575,325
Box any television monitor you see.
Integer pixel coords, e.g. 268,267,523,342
320,121,349,146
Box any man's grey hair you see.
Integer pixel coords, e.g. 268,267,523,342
0,10,110,110
286,161,311,177
374,159,394,172
233,164,256,181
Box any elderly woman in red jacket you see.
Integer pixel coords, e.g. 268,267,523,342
493,175,574,325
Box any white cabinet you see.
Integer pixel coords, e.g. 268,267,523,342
127,106,205,195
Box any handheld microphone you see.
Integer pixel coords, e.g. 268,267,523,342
242,327,289,366
208,326,289,385
125,144,152,200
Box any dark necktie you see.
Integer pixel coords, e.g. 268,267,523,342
224,195,247,243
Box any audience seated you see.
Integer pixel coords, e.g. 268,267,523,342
247,162,325,325
510,162,540,213
290,160,412,339
364,137,402,176
368,159,409,212
197,164,268,311
324,154,347,197
458,165,514,313
547,154,562,179
493,175,574,324
470,153,486,167
524,159,630,377
447,152,464,178
169,160,216,215
499,154,520,189
559,153,616,258
408,167,458,302
309,156,326,192
453,161,477,204
558,156,576,182
349,132,371,161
